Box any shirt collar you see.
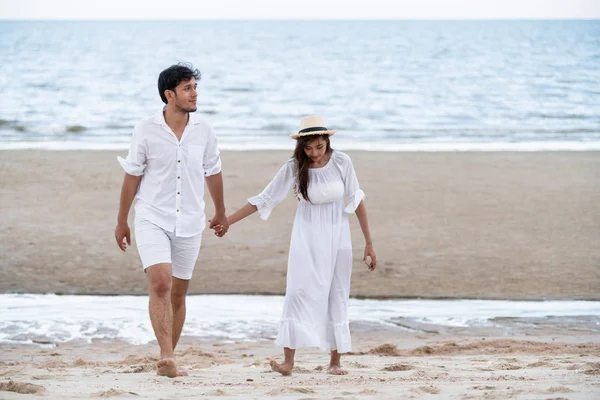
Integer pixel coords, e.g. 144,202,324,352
153,106,200,127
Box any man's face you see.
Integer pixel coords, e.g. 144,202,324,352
172,78,198,113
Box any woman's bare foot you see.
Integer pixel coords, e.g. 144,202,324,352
270,360,293,376
156,358,180,378
328,364,348,375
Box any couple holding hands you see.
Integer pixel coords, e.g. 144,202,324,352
115,63,376,378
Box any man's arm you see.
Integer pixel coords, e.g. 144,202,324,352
115,173,142,251
205,172,229,234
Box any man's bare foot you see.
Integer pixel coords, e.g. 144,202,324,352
270,360,293,376
156,358,180,378
328,364,348,375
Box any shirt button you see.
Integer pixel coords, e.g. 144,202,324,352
178,176,180,179
177,209,179,212
178,160,181,163
177,192,180,195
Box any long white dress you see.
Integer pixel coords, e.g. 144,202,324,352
248,150,365,353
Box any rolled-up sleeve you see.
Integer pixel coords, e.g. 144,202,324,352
117,125,147,176
339,153,365,213
248,160,295,220
203,126,222,176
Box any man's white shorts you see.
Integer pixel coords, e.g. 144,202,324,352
134,218,202,280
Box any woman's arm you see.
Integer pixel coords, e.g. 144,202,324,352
211,202,258,236
228,203,258,225
211,161,294,236
355,201,376,271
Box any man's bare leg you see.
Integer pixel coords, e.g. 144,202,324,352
270,347,295,376
171,277,189,350
146,263,181,378
170,277,190,376
328,350,348,375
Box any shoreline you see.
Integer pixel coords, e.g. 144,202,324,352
3,145,600,152
2,292,600,301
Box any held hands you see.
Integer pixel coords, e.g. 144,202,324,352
364,243,377,272
114,223,131,251
209,213,230,238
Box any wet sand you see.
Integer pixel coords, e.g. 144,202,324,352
0,150,599,299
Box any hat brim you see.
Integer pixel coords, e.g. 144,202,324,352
289,130,336,139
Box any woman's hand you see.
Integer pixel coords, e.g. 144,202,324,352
209,221,229,238
363,243,376,271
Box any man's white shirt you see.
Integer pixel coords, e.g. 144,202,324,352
118,108,222,237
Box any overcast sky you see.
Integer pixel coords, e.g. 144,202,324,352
1,0,599,20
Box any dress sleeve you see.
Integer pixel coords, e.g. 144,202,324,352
336,152,365,213
203,125,222,176
117,124,147,176
248,160,295,220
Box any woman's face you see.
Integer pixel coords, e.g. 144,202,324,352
303,136,327,164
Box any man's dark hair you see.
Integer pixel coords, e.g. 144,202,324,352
157,63,201,104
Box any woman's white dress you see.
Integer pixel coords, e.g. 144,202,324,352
248,150,365,353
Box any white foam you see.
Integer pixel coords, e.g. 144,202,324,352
2,140,600,152
1,294,598,345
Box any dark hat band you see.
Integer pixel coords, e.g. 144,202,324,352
298,126,328,134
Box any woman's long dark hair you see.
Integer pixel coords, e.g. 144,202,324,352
293,134,332,202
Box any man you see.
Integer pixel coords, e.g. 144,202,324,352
114,63,228,378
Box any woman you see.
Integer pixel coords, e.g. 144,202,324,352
219,115,376,376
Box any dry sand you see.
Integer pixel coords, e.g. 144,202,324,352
1,330,599,399
1,150,599,299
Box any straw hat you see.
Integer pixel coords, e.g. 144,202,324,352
289,115,336,139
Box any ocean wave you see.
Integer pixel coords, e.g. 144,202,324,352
526,112,592,120
223,87,256,92
3,140,600,152
1,294,598,345
2,20,599,152
65,125,87,133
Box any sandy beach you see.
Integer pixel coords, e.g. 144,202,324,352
0,150,599,299
1,150,599,399
2,328,600,399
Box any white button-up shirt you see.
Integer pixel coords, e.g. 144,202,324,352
117,108,222,237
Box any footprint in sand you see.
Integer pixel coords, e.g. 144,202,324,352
204,389,227,396
0,381,45,395
382,363,414,371
359,389,378,395
566,364,583,370
544,387,574,394
494,363,522,370
368,343,401,356
31,375,54,380
93,388,139,398
410,386,440,394
122,364,155,373
244,360,262,367
473,385,495,390
267,387,316,396
583,362,600,375
527,361,552,368
348,361,368,369
292,366,312,374
0,369,22,378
